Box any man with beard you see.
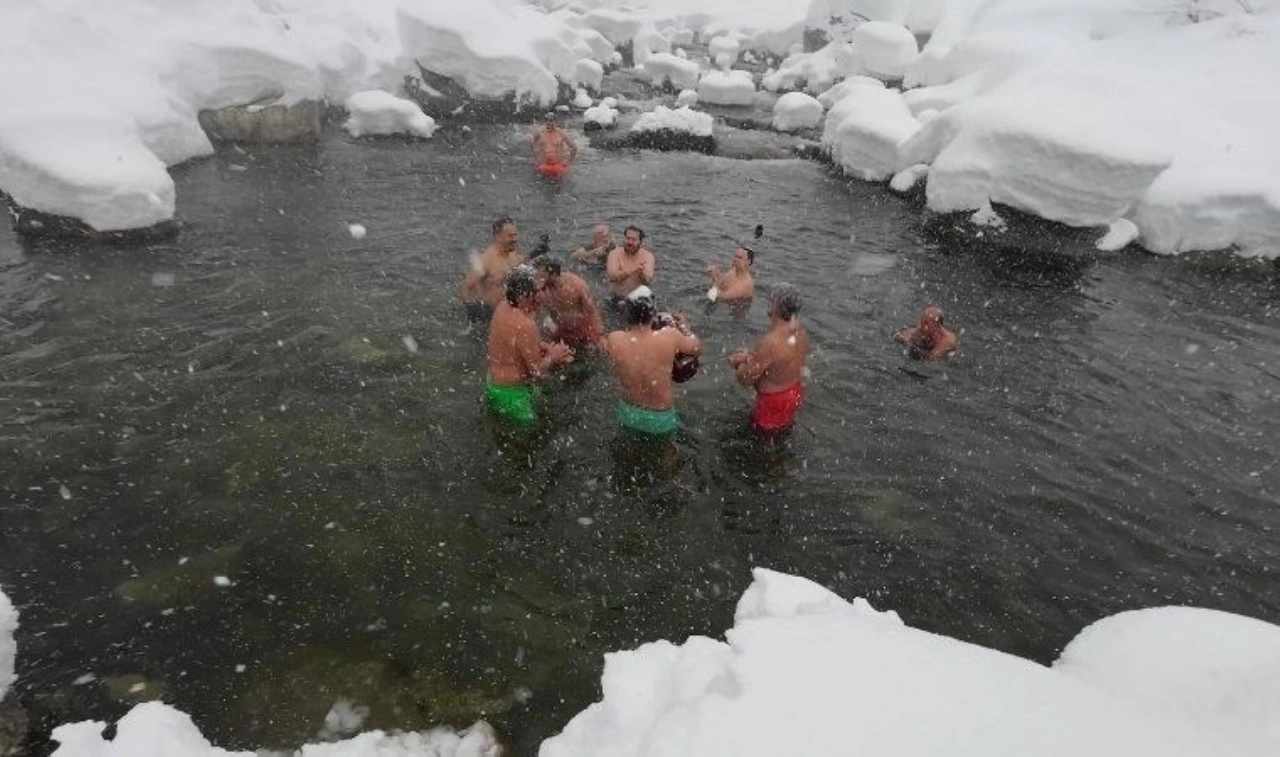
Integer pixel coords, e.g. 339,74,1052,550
532,256,604,349
460,217,524,326
605,225,655,310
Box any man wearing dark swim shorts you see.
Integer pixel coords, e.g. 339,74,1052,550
729,284,809,433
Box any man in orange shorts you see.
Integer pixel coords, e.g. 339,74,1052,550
729,284,809,433
533,257,604,348
532,112,577,179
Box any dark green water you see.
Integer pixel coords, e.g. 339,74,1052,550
1,126,1276,755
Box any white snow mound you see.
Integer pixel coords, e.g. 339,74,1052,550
343,90,437,139
631,106,713,138
823,85,920,181
772,92,824,132
696,70,756,107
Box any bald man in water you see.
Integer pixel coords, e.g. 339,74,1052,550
894,305,957,360
569,223,614,265
730,284,809,433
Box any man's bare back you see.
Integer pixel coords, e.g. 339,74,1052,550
605,324,700,410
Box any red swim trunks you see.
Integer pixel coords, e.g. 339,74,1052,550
552,320,601,346
537,161,569,180
752,383,805,432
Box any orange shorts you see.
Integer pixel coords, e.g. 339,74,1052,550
537,161,569,179
752,383,804,432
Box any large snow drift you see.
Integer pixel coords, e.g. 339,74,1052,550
540,568,1279,757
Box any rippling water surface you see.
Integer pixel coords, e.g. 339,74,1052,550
1,126,1277,754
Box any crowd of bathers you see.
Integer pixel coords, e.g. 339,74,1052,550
460,213,957,437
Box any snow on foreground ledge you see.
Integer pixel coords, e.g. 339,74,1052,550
540,568,1279,757
1,590,15,698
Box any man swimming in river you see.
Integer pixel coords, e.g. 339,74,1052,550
602,286,701,437
706,245,755,303
485,265,575,425
533,256,604,348
532,112,578,180
605,225,655,306
729,284,809,434
894,305,958,360
459,217,524,325
569,223,613,265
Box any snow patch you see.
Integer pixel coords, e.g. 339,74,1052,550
343,90,437,139
632,106,713,137
851,21,919,80
822,84,920,181
696,70,756,107
1095,218,1139,251
640,53,701,91
772,92,824,132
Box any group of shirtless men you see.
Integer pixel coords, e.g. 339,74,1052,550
459,214,957,438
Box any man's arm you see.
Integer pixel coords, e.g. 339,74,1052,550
460,269,483,301
605,250,628,284
893,327,916,345
638,251,655,285
580,285,605,336
517,320,571,376
733,339,772,387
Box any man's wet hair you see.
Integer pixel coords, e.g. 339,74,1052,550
770,283,801,321
505,264,537,305
739,245,756,264
625,286,656,326
533,256,562,277
492,217,516,236
624,225,645,241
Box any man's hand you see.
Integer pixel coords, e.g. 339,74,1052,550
729,349,749,368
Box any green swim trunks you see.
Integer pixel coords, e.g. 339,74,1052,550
617,401,679,436
485,377,538,425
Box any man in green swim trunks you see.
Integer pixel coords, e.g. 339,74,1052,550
601,286,701,436
485,264,574,424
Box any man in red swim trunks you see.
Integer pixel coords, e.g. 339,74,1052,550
532,112,577,179
729,283,809,433
533,256,604,348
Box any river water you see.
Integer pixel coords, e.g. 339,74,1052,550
1,126,1277,754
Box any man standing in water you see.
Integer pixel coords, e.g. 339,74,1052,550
532,112,578,180
486,265,575,425
569,223,614,265
729,284,809,434
705,245,755,303
605,225,655,306
602,287,701,436
894,305,958,360
532,257,605,349
460,217,523,326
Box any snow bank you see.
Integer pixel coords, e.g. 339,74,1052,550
675,89,698,108
50,701,501,757
822,84,919,180
574,58,604,92
815,75,884,108
631,106,713,138
581,9,644,45
772,92,824,132
640,53,701,91
584,103,619,129
761,43,857,95
0,590,14,698
540,567,1274,757
343,90,437,138
850,21,918,80
696,70,756,107
1055,607,1280,754
708,35,741,69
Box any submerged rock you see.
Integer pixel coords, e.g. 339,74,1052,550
0,695,26,757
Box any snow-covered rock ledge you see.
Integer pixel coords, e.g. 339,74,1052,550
541,567,1280,757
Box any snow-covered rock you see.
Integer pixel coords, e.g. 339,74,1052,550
583,103,619,129
631,23,670,66
574,58,604,91
632,106,713,138
890,162,929,193
708,34,741,69
572,88,593,108
640,53,700,91
696,69,756,107
1095,219,1140,251
816,76,885,109
541,568,1272,757
761,42,858,95
823,84,920,180
342,90,437,139
581,9,644,46
772,92,824,132
851,21,918,80
675,89,698,108
0,590,14,697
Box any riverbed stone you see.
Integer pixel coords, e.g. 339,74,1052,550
0,695,27,757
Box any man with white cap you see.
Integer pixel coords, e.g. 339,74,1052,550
601,286,701,436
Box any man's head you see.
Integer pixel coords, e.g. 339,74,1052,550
624,285,656,326
592,223,611,247
492,217,518,253
769,283,801,322
505,264,538,307
733,246,755,272
543,111,559,129
533,256,562,289
920,306,944,328
622,225,644,255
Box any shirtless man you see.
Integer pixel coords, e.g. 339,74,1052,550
569,223,613,265
706,245,755,303
602,286,701,436
605,225,656,306
485,264,575,425
729,284,809,433
459,217,523,325
533,256,605,348
532,112,578,179
894,305,958,360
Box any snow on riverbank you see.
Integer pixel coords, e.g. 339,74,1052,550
541,568,1280,757
1,590,14,698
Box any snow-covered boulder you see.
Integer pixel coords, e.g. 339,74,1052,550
572,27,618,65
816,76,885,109
772,92,824,132
761,43,858,95
574,58,604,91
581,8,644,45
343,90,437,138
632,24,671,66
708,34,741,69
823,85,920,180
632,106,713,138
696,70,756,107
641,53,700,91
1,590,14,697
676,89,698,108
572,88,593,108
541,568,1270,757
583,103,618,130
851,21,918,80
